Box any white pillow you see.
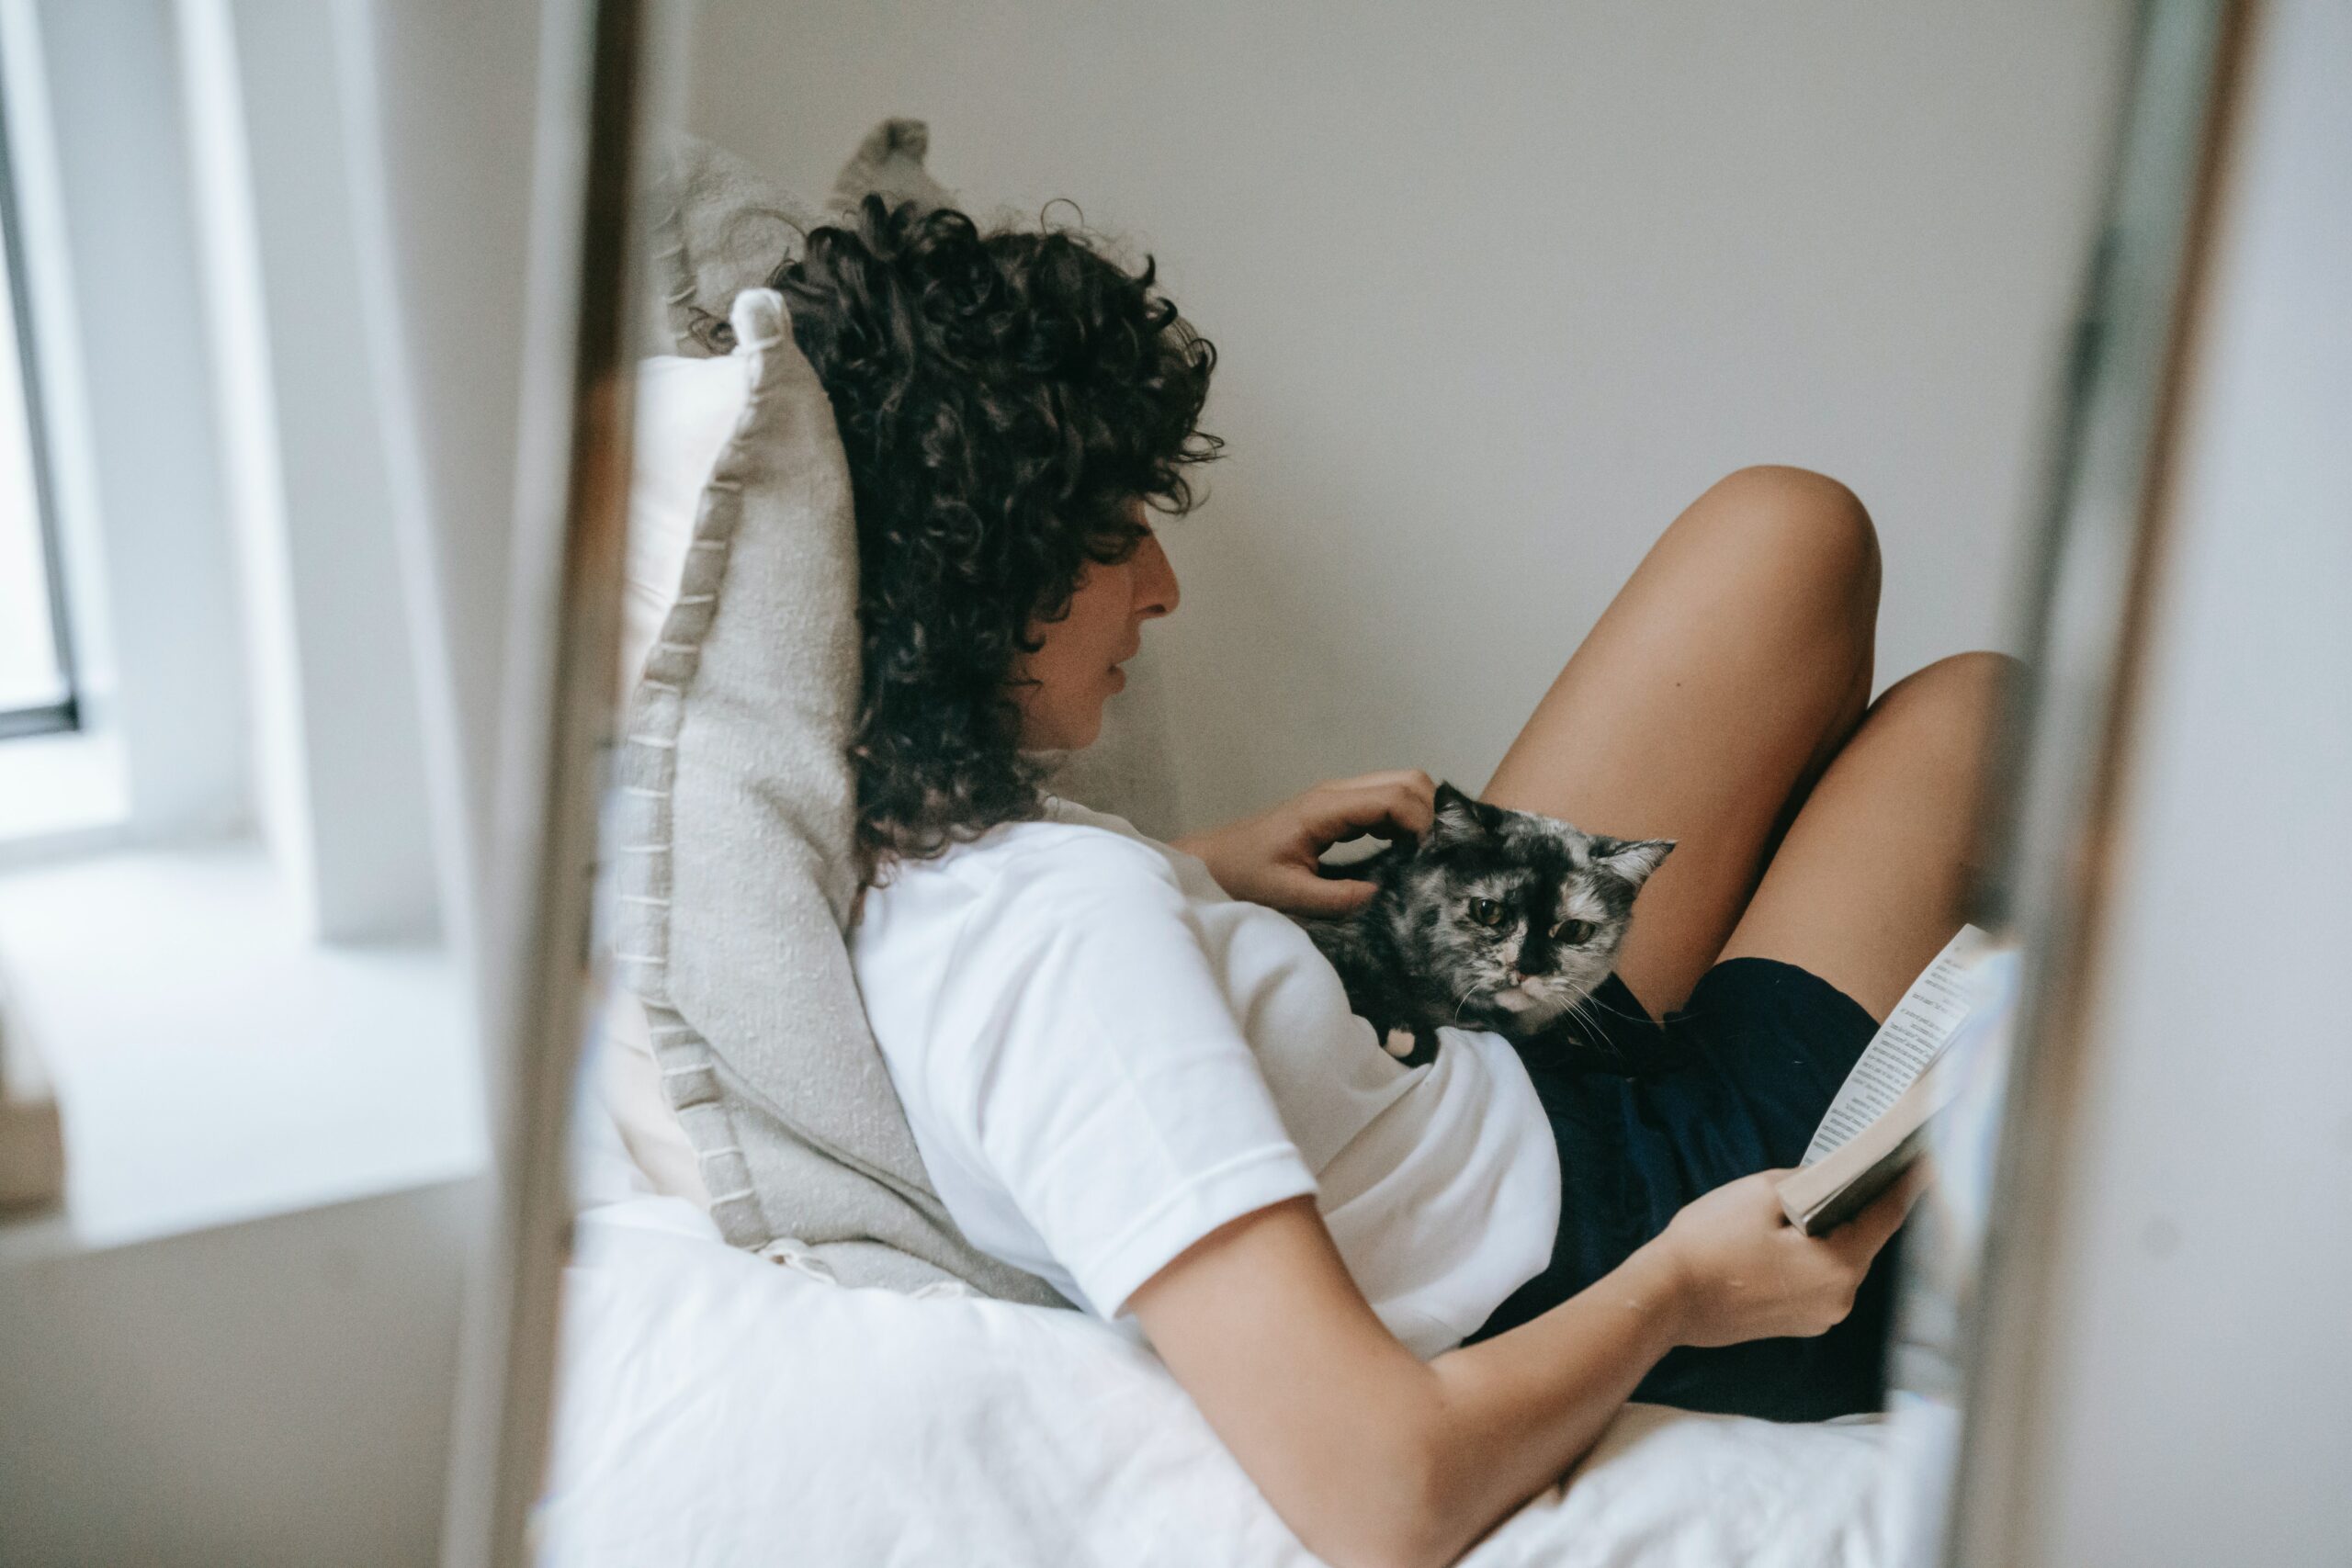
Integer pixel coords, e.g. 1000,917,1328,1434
594,354,753,1209
620,355,750,689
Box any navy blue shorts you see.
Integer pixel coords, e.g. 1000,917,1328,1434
1468,957,1902,1423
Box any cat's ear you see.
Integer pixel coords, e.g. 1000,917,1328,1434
1428,782,1495,843
1594,837,1674,886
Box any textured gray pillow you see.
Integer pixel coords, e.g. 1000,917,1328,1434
615,288,1063,1304
651,120,956,358
828,118,956,217
650,136,822,357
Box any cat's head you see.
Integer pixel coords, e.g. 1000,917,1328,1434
1388,784,1672,1032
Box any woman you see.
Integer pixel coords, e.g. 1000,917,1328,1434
783,199,2003,1568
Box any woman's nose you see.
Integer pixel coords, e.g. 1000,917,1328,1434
1132,531,1180,619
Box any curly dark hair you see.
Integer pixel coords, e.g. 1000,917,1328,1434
771,197,1220,876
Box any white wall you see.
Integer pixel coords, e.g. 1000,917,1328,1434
685,0,2130,830
0,1180,473,1567
2019,3,2352,1562
336,0,546,941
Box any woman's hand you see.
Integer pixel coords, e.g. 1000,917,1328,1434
1171,771,1439,918
1644,1166,1925,1348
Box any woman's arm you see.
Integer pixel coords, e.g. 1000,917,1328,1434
1129,1173,1917,1568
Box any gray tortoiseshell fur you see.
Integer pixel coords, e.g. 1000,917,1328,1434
1298,784,1674,1071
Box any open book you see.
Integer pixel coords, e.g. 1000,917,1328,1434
1774,925,1994,1236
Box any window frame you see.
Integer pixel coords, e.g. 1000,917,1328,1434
0,59,74,743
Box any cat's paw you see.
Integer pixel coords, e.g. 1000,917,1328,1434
1383,1026,1442,1069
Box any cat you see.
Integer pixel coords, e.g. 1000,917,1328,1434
1298,783,1675,1072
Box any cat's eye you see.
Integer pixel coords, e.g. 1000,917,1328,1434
1466,897,1508,928
1553,918,1597,944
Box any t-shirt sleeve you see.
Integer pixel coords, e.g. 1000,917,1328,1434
930,834,1318,1317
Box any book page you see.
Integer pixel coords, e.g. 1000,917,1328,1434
1801,924,1990,1167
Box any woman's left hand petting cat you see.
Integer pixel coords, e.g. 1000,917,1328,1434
1172,770,1438,917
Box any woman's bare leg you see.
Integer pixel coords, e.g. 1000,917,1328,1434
1715,650,2012,1019
1485,466,1881,1012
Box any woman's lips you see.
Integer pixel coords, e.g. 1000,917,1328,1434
1108,665,1127,692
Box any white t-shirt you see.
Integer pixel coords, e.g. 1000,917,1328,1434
849,798,1560,1359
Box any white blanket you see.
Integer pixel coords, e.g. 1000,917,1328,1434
541,1196,1896,1567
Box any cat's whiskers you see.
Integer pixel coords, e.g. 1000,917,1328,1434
1574,986,1657,1024
1564,989,1602,1035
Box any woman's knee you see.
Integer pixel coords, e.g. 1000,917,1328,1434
1860,651,2018,765
1874,650,2017,714
1675,465,1882,629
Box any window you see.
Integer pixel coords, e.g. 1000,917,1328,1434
0,78,72,742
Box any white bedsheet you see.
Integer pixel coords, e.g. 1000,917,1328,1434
541,1197,1896,1567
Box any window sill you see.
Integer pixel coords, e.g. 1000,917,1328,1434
0,840,486,1263
0,729,129,870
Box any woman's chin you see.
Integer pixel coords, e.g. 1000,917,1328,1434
1051,711,1109,754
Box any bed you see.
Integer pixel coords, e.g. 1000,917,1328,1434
541,1184,1899,1568
555,998,1903,1564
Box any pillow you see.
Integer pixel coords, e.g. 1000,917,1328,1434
609,123,967,1205
648,136,821,357
595,353,751,1211
650,119,955,358
828,118,956,217
612,288,1061,1304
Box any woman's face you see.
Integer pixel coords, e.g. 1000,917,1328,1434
1012,516,1181,751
